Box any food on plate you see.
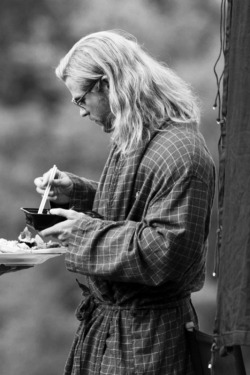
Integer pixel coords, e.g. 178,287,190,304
0,239,30,253
0,227,60,253
18,226,37,247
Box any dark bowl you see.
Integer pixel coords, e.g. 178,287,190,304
20,208,66,231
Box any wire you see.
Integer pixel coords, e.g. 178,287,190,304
213,0,228,125
212,0,229,278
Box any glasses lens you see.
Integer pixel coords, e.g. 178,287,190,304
72,80,98,108
76,96,86,108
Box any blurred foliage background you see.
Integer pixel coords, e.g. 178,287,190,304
0,0,222,374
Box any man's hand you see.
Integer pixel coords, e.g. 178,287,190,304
34,168,73,205
0,265,34,276
39,208,91,246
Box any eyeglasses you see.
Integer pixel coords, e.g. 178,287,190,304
71,80,98,108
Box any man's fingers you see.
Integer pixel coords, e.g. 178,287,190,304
39,210,85,238
52,178,67,187
34,177,45,189
39,212,74,238
39,223,62,238
50,208,71,218
50,208,82,220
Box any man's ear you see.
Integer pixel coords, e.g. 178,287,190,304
101,75,109,89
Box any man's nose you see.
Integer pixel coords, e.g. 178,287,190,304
80,108,89,117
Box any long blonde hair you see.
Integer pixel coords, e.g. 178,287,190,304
56,30,200,154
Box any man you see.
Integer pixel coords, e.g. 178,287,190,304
35,30,215,375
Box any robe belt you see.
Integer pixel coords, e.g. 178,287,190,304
75,278,191,322
70,279,192,375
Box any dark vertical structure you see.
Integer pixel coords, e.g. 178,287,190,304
215,0,250,347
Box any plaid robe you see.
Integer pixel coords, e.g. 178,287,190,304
63,122,215,375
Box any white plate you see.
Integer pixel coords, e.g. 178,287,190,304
0,248,67,266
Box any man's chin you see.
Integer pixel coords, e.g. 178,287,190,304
101,121,113,133
93,118,113,133
103,125,113,133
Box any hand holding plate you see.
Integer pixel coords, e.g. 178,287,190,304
39,208,90,246
0,264,33,275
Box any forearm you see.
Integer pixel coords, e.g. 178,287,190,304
65,175,210,286
65,216,205,286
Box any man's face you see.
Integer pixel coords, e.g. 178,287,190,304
65,77,113,133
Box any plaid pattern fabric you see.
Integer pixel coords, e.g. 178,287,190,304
64,122,215,375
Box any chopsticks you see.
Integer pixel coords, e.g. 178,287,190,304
38,165,57,214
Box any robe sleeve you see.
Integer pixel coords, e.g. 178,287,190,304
65,169,213,286
66,172,98,212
